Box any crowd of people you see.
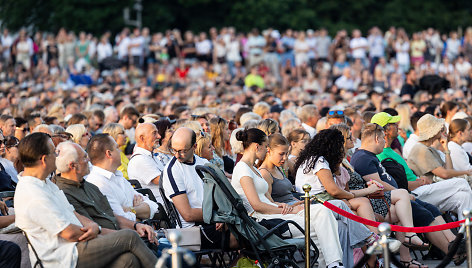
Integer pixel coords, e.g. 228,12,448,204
0,25,472,268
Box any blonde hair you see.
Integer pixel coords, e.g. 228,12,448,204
257,119,279,136
329,123,351,142
66,124,87,144
281,118,302,137
209,117,227,157
240,112,261,126
195,132,212,158
395,104,413,133
253,101,270,118
102,123,125,141
297,104,317,123
180,121,203,137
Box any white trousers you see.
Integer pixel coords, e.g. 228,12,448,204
412,177,472,220
253,203,343,267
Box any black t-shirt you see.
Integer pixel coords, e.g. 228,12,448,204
400,83,419,98
351,149,399,188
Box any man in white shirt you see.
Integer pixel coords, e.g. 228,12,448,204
14,132,156,267
128,28,144,68
297,104,319,138
162,127,237,249
128,123,164,204
86,134,160,222
403,111,424,160
350,29,368,65
1,29,13,65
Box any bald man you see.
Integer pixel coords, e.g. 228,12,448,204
127,123,163,204
161,127,238,249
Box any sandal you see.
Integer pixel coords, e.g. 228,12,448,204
403,234,429,250
399,259,428,268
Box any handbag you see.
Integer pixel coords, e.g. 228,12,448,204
163,226,201,251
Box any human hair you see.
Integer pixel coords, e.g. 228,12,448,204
209,117,227,157
55,141,79,173
230,127,244,154
236,128,267,149
395,104,413,133
120,105,140,119
448,119,469,141
253,101,270,118
86,133,115,164
242,119,259,129
297,104,317,123
362,111,376,125
0,114,13,126
14,117,27,128
329,123,351,142
239,112,261,126
19,132,52,167
66,124,87,144
268,133,289,149
102,123,125,141
257,118,279,136
154,119,173,144
49,124,65,134
180,121,203,138
92,109,105,122
440,101,458,119
361,123,385,140
195,132,212,158
410,111,425,131
281,118,301,137
279,110,297,125
67,113,87,126
295,129,344,175
235,107,252,125
287,129,310,144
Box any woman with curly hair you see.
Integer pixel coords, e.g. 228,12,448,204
231,128,345,268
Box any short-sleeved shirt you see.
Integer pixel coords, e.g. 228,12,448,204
407,143,444,179
377,147,417,182
351,149,399,188
161,155,209,228
403,133,419,160
128,146,165,204
55,176,119,230
295,156,332,195
15,176,82,267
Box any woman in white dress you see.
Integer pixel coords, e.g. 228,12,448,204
231,128,345,268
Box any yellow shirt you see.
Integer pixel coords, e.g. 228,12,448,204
118,151,130,180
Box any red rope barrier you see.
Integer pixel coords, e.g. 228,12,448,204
322,200,464,233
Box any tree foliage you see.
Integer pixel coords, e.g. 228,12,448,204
1,0,472,35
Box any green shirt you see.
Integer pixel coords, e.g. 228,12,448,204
376,147,417,182
55,176,119,230
244,74,265,89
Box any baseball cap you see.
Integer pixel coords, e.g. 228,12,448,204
370,112,401,127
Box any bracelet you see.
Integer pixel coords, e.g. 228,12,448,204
130,207,137,214
133,222,138,230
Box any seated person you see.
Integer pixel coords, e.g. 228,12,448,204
161,127,238,249
14,133,157,267
86,134,161,222
407,114,472,220
55,141,156,242
232,128,344,268
448,119,472,173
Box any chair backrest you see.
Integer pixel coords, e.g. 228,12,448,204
128,179,142,189
135,188,157,203
158,172,182,228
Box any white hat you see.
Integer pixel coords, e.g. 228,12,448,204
417,114,445,141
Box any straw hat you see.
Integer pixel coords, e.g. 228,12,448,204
417,114,445,141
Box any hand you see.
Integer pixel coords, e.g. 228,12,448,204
0,200,8,215
367,183,382,194
398,128,407,141
439,133,448,149
123,206,131,213
290,204,304,214
419,176,432,185
215,223,225,231
79,223,99,242
135,223,158,244
278,203,293,215
409,194,416,201
133,195,144,207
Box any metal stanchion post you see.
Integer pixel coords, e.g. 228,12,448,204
168,231,183,268
302,184,311,268
378,223,391,268
463,210,472,268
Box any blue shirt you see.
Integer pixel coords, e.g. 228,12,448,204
351,149,399,188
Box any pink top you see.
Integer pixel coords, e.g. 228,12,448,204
335,166,351,190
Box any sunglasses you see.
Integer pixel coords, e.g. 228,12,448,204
5,137,19,148
328,110,344,116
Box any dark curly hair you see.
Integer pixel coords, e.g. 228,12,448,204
294,129,345,175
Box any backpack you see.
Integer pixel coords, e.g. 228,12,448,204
381,158,409,191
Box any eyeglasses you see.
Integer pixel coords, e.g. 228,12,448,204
5,137,19,148
169,145,194,155
328,110,344,116
52,133,72,140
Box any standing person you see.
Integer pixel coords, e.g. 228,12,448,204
395,33,410,73
350,29,368,66
14,133,157,267
368,27,385,73
1,29,13,65
231,128,345,268
316,28,331,62
128,123,164,204
129,28,144,69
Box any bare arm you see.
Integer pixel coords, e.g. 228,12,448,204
239,176,285,214
317,169,355,199
431,166,472,179
171,194,203,223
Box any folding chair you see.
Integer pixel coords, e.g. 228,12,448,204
127,179,142,189
196,163,319,267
